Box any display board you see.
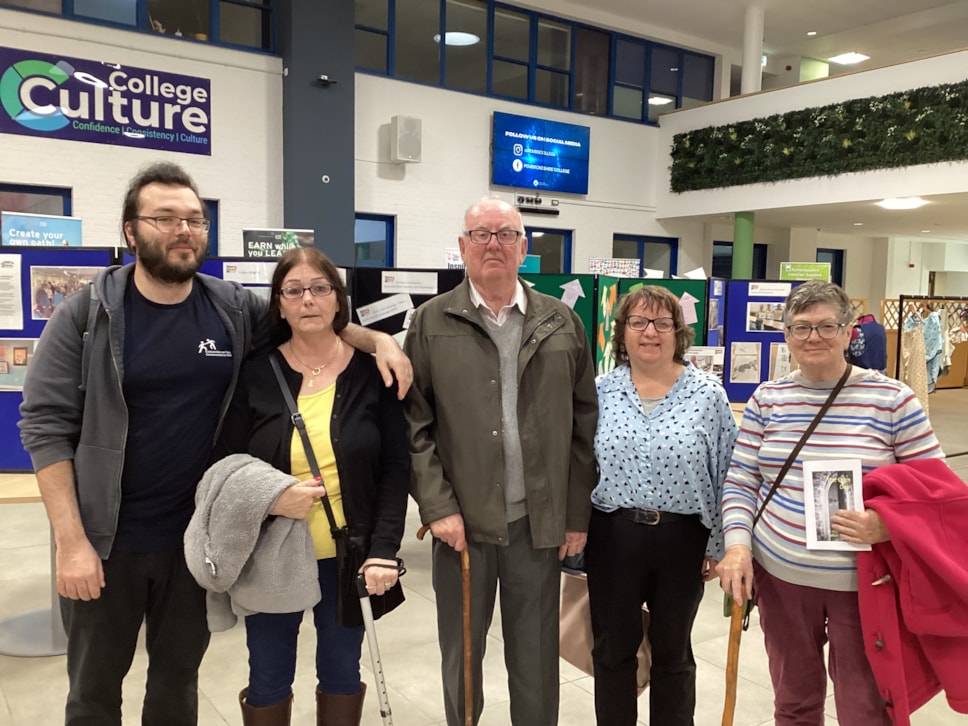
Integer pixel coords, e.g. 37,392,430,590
722,279,802,403
595,275,620,375
616,278,708,344
520,273,595,350
0,247,115,471
352,267,466,347
706,278,726,346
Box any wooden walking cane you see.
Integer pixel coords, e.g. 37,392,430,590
418,524,473,726
722,597,746,726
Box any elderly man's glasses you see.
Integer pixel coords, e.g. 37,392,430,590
135,216,210,233
464,229,523,245
786,322,846,340
279,283,335,300
626,316,676,333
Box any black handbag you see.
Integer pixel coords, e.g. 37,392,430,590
269,353,405,628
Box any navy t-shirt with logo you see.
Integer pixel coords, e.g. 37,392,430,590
113,281,234,552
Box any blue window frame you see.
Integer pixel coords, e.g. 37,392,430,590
354,213,394,267
612,234,678,277
0,0,276,52
202,198,219,256
356,0,715,125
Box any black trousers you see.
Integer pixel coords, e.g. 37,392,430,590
60,548,210,726
585,508,708,726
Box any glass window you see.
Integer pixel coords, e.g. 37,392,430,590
535,68,568,107
537,18,570,71
219,2,270,48
816,248,844,286
445,0,487,93
682,52,713,107
493,7,529,62
614,86,643,120
650,46,680,96
612,234,678,277
615,39,645,86
574,27,608,115
395,0,441,84
355,0,388,30
713,241,768,279
0,184,71,216
356,29,388,73
1,0,61,11
528,228,571,273
74,0,136,25
355,214,394,267
492,60,527,99
147,0,209,38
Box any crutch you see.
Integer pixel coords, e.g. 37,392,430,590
418,524,472,726
356,568,402,726
722,596,747,726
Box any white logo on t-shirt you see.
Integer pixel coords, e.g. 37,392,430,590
197,339,231,357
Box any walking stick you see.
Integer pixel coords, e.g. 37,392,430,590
722,597,746,726
418,524,473,726
356,573,396,725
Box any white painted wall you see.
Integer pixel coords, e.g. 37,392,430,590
0,9,284,256
355,74,688,271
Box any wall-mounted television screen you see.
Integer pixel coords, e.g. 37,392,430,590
491,111,590,195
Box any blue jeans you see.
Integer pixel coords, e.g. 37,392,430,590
244,558,364,707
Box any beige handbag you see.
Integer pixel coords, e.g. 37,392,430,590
559,572,651,695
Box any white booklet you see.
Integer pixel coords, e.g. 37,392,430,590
801,459,871,551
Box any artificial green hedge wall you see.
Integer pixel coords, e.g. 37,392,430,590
670,80,968,193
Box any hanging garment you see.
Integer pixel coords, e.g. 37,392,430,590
922,312,943,392
848,314,888,372
899,326,930,415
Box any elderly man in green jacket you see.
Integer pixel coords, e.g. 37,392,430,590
404,196,598,726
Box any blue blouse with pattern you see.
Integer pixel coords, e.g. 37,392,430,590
591,363,739,559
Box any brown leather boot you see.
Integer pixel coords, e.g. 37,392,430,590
316,682,366,726
239,688,293,726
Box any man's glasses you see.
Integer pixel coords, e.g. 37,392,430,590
135,216,210,233
786,322,846,340
463,229,523,245
626,316,676,333
279,283,336,300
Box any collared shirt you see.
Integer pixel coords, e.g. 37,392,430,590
592,363,738,559
468,279,528,326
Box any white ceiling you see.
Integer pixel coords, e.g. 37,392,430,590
570,0,968,240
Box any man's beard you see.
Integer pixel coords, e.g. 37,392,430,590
133,231,208,284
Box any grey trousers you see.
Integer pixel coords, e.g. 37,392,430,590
431,516,561,726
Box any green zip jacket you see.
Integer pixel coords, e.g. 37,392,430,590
404,279,598,548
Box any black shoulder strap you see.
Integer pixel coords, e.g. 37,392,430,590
751,364,852,530
268,352,341,535
74,283,101,393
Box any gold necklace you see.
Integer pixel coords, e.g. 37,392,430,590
288,338,341,388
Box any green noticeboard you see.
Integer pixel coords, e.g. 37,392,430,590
520,273,595,350
616,279,708,344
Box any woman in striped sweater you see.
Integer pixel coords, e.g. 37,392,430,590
717,281,944,726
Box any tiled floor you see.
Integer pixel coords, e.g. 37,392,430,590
2,390,967,724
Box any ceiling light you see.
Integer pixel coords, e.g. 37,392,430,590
921,229,931,233
876,197,928,210
531,231,544,237
433,32,480,46
853,222,863,226
648,96,674,106
669,67,678,72
806,31,817,37
828,52,870,65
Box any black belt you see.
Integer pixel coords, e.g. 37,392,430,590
618,508,692,526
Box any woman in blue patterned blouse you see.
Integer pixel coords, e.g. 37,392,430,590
585,285,738,726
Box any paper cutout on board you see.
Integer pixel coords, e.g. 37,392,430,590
678,291,699,325
559,279,585,309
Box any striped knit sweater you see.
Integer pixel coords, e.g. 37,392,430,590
722,366,944,592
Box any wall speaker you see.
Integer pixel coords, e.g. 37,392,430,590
390,115,422,163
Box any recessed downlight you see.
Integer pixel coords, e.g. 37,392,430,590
648,96,674,106
853,222,863,226
876,197,928,210
433,32,480,46
806,31,817,37
828,52,870,65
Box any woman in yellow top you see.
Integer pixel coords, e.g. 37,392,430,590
215,247,410,725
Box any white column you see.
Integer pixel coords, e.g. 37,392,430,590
741,4,765,94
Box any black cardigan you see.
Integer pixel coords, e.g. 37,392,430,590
213,348,410,560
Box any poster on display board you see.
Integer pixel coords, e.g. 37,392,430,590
29,266,100,319
686,345,725,383
780,262,831,282
0,46,211,154
242,229,314,259
0,254,23,330
0,338,36,390
2,212,82,247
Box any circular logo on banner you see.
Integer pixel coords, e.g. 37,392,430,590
0,59,74,131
